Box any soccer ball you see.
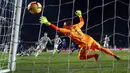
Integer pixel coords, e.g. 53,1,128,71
27,1,42,14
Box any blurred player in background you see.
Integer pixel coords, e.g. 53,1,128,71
40,10,120,61
52,34,62,55
19,46,36,56
27,46,36,56
17,40,24,55
35,32,52,57
70,42,79,54
103,35,110,48
3,43,8,53
57,39,67,53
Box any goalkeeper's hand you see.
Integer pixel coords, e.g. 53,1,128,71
75,10,82,17
39,16,51,26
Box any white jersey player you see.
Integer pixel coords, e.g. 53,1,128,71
52,35,62,54
103,35,110,48
35,33,52,57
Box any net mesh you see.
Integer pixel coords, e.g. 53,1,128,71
0,0,16,72
12,0,130,73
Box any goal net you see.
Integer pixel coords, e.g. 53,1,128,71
11,0,130,73
0,0,22,72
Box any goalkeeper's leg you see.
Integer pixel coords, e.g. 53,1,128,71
93,40,120,60
78,47,99,61
100,48,120,60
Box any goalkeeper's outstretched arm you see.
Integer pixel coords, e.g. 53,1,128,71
75,10,84,28
39,16,70,34
39,10,83,34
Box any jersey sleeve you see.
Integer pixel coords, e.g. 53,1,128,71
50,24,70,34
75,17,84,28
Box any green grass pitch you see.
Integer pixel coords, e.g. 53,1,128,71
10,50,130,73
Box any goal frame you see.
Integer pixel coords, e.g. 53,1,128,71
0,0,22,72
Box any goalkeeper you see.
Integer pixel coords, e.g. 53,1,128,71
39,10,120,61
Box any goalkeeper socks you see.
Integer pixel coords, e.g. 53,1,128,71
101,48,116,56
114,56,120,60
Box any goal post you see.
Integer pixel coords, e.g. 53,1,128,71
8,0,23,72
0,0,22,72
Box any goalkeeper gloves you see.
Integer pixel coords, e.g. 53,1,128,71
39,16,51,26
75,10,82,17
39,10,82,25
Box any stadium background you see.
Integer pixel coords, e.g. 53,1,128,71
20,0,129,49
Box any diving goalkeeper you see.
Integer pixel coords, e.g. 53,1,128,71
39,10,120,61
